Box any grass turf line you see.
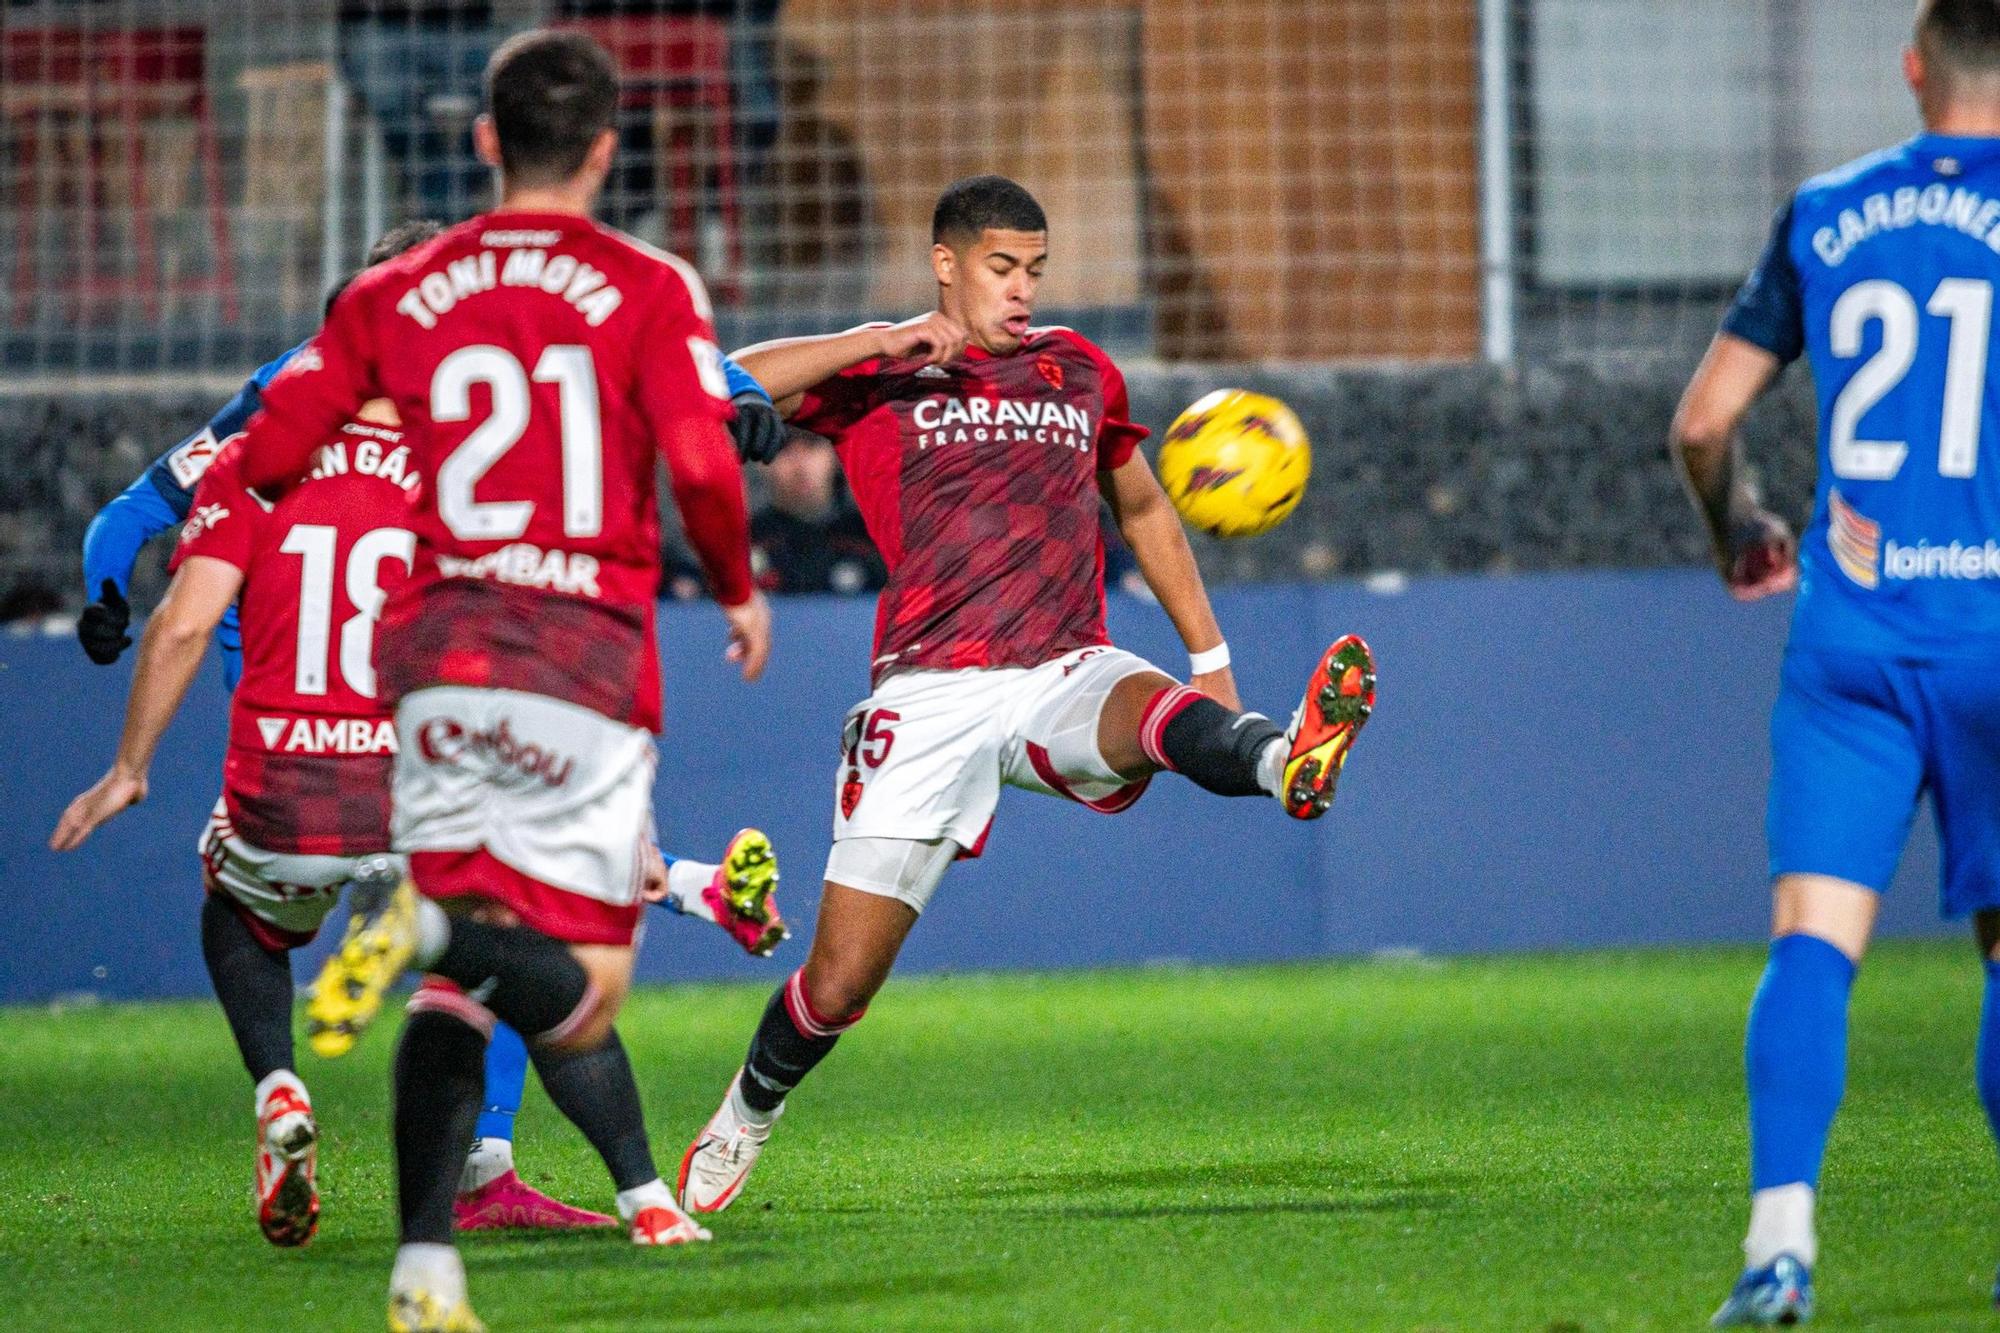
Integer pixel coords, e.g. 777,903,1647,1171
0,940,1991,1331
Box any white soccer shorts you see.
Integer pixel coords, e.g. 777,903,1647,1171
391,686,657,933
827,645,1161,911
199,800,388,947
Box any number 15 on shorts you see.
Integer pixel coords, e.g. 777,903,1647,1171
839,708,898,820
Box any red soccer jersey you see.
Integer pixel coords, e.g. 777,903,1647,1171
791,324,1149,682
235,211,752,733
171,424,419,855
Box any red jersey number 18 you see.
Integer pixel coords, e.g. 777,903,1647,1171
433,344,604,541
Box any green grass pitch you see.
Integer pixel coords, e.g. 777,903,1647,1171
1,940,1994,1330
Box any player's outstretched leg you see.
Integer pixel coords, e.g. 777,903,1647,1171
200,894,320,1247
531,1030,708,1245
656,829,789,956
453,1021,617,1232
681,880,918,1213
1119,635,1375,819
306,864,425,1057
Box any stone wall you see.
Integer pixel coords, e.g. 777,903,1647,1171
0,354,1818,619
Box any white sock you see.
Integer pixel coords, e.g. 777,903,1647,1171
1744,1183,1817,1269
254,1068,308,1113
1255,736,1287,800
412,897,451,969
729,1073,779,1130
390,1242,466,1304
614,1178,674,1222
459,1136,514,1194
666,859,719,920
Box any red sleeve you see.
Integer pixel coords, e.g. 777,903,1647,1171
791,361,881,440
786,324,893,440
639,266,753,607
1087,340,1148,472
237,286,378,494
168,446,258,575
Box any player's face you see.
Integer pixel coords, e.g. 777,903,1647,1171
946,229,1046,354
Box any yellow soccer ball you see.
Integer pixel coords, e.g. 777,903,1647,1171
1156,389,1311,540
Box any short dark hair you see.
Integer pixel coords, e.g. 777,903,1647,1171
326,218,445,314
484,29,618,187
932,175,1047,245
1919,0,2000,76
365,218,444,266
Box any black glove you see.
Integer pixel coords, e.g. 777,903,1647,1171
77,578,133,664
729,391,789,465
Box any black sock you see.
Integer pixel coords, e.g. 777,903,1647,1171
531,1029,657,1191
427,916,591,1039
740,976,853,1114
394,1009,489,1245
1145,691,1282,797
200,894,296,1083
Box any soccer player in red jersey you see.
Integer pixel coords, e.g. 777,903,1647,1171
676,176,1375,1214
219,31,765,1330
49,404,418,1248
50,218,785,1267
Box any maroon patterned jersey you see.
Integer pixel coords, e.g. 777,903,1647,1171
236,210,752,733
171,425,418,854
792,325,1148,682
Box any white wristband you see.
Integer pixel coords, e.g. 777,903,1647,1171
1188,643,1231,675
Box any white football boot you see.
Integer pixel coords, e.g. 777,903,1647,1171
676,1072,781,1214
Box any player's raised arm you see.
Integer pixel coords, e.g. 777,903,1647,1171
736,314,968,415
76,348,296,673
51,552,243,850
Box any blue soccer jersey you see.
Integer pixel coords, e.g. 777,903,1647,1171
1726,133,2000,658
1732,133,2000,915
81,341,303,689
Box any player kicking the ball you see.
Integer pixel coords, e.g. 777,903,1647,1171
1675,2,2000,1322
226,31,767,1332
676,175,1375,1215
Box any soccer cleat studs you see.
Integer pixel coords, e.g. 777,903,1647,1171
705,828,789,957
306,876,421,1058
1282,635,1377,820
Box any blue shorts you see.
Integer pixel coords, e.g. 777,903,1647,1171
1769,646,2000,917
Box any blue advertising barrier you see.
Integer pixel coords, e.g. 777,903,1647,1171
0,569,1955,1005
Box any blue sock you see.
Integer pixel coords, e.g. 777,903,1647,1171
1977,960,2000,1153
1746,933,1856,1191
476,1022,529,1144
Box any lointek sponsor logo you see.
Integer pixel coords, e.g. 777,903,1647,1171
1882,538,2000,581
416,716,574,787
